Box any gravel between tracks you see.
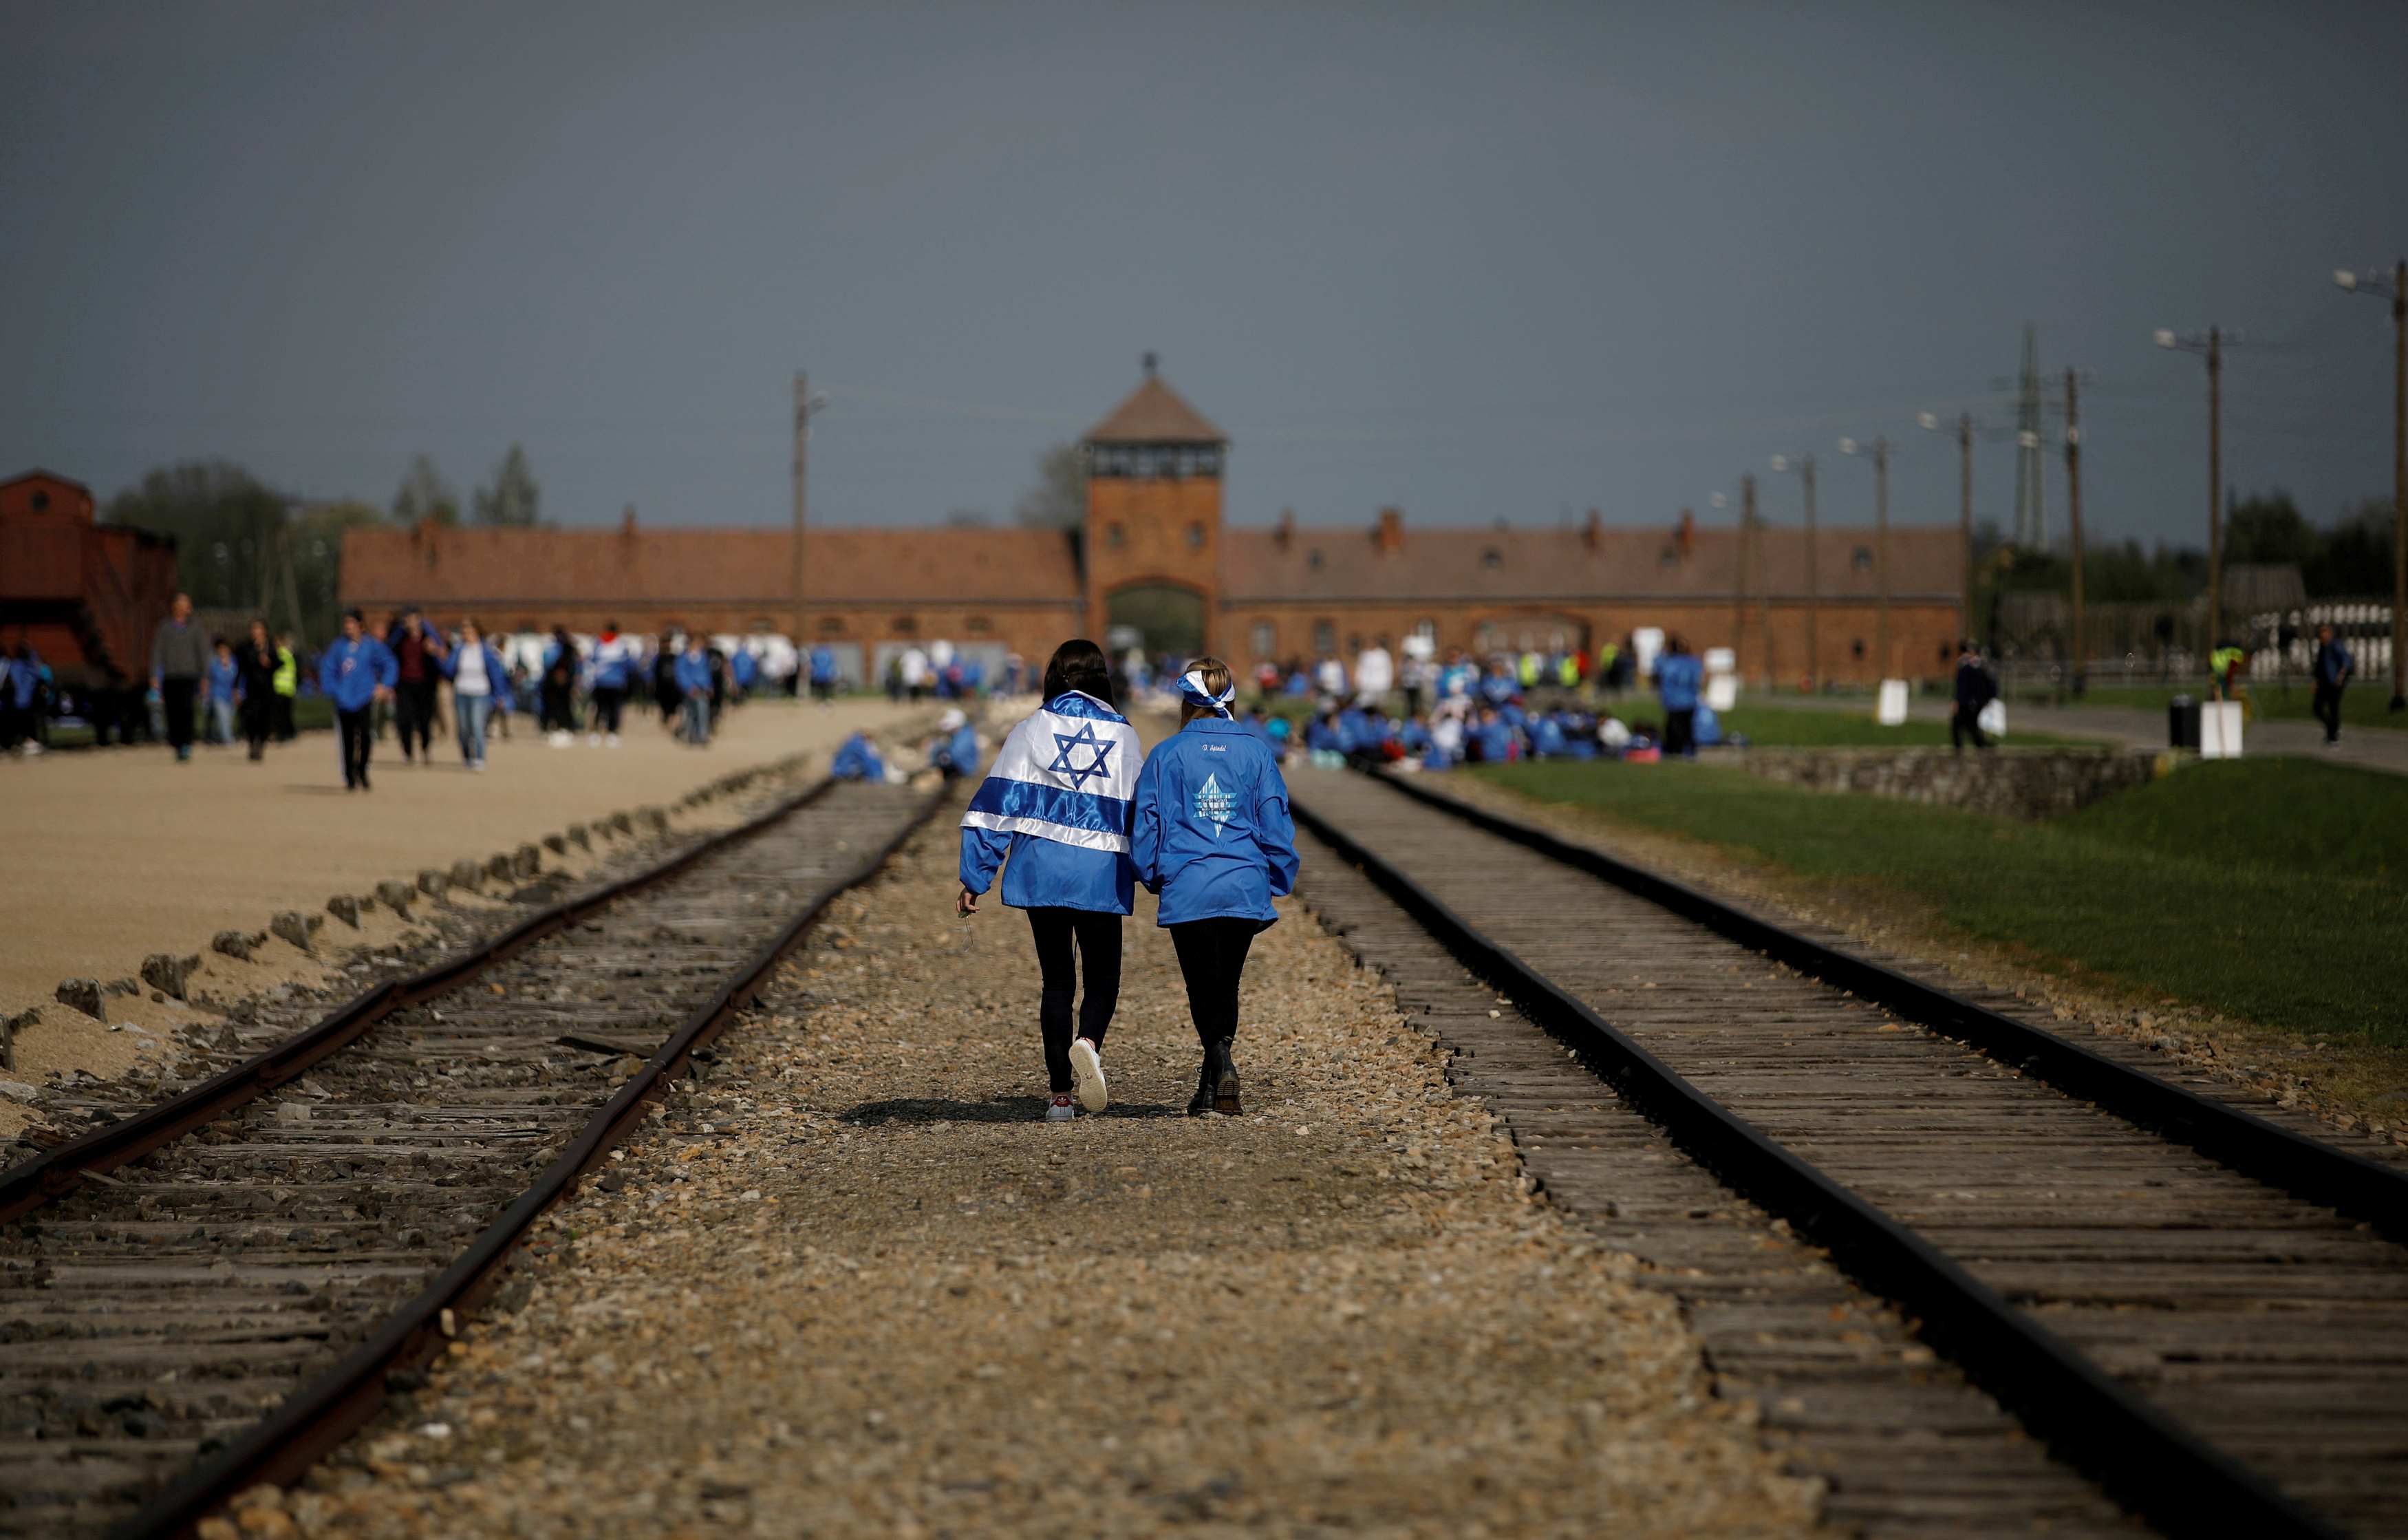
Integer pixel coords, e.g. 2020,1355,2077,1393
241,813,1816,1540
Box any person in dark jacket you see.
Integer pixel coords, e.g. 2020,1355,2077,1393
236,619,279,761
384,608,447,764
958,639,1141,1121
1132,656,1300,1117
1951,641,1997,751
151,592,211,762
2311,623,2354,746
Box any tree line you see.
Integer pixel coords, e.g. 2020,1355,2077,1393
101,446,547,646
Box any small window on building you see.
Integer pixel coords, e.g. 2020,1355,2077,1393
892,615,918,636
1482,548,1503,569
1251,620,1276,658
29,491,49,511
1853,546,1874,570
1107,523,1126,548
1186,522,1203,549
1308,548,1324,570
1851,637,1866,658
818,617,846,636
1313,620,1335,655
967,615,993,635
1659,547,1680,568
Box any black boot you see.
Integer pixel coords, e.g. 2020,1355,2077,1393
1207,1036,1241,1117
1186,1050,1216,1117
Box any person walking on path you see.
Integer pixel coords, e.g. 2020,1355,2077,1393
1132,656,1300,1118
270,632,299,741
956,639,1141,1122
1951,640,1998,752
206,639,239,747
385,608,447,765
1655,636,1702,758
151,592,210,762
236,620,279,761
808,642,840,706
2311,623,2355,747
589,621,632,746
440,618,509,771
673,634,713,746
320,609,397,791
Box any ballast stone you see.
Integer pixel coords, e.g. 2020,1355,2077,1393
55,978,105,1019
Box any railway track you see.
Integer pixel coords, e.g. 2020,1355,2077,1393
0,775,942,1540
1289,767,2408,1540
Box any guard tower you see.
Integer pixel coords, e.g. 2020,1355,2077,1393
1082,356,1227,659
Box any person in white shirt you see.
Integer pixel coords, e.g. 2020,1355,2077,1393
901,647,930,703
1353,640,1395,708
439,618,508,771
1314,654,1348,700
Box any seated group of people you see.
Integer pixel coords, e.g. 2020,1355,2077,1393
1263,696,1692,771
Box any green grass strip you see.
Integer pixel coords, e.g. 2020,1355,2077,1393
1466,758,2408,1047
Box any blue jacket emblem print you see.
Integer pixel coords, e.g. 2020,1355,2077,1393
1194,772,1236,836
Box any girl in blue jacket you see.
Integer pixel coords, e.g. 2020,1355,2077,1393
958,640,1141,1122
1132,657,1300,1117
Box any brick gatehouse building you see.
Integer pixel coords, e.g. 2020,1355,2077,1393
342,368,1965,687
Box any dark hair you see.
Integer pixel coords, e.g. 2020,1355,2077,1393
343,608,364,625
1042,638,1113,705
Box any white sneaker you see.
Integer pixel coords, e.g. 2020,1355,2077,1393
547,730,572,748
1071,1038,1108,1113
587,733,601,747
605,734,620,747
1044,1093,1076,1122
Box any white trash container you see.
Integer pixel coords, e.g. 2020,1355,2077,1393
2200,701,2245,758
1877,678,1911,726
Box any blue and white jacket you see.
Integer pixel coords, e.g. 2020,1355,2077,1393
1131,715,1299,928
958,691,1141,914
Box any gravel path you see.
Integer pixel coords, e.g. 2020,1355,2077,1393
235,812,1815,1539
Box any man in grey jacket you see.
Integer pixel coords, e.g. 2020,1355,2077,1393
151,592,210,762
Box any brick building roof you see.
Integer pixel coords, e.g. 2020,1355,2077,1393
1226,519,1961,603
342,522,1082,610
1084,376,1226,445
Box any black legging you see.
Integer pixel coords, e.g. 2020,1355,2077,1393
394,678,438,758
1025,907,1122,1093
592,685,625,734
1170,917,1258,1047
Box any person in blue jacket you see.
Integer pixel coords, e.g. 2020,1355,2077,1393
958,639,1141,1122
1131,657,1300,1118
319,609,398,791
830,731,885,781
672,635,713,746
1656,637,1703,758
808,643,841,706
927,708,981,779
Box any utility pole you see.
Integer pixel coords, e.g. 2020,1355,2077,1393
2207,325,2224,655
2065,369,2086,696
790,372,828,655
1735,473,1756,681
1873,438,1891,676
2156,325,2235,671
2337,262,2408,709
1955,414,1973,649
1802,454,1818,690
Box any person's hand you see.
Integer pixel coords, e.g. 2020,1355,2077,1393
956,886,979,917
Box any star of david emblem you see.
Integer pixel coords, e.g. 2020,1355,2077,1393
1048,721,1117,789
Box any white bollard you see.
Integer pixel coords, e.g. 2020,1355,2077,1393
2200,701,2245,758
1876,678,1911,726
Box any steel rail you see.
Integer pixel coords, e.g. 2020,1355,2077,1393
1,773,832,1226
1292,789,2351,1540
112,781,952,1540
1368,768,2408,1248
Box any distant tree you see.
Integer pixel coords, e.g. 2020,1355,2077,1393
471,443,543,528
105,460,292,616
946,509,993,528
2307,498,2397,597
393,455,460,526
290,500,390,645
1013,441,1086,530
2224,491,2316,568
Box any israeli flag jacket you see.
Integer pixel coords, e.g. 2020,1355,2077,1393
958,691,1140,914
1131,716,1300,928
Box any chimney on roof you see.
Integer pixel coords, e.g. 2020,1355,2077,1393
1141,352,1159,378
1584,509,1602,548
1375,506,1404,555
621,504,638,536
1677,509,1696,557
1276,509,1296,550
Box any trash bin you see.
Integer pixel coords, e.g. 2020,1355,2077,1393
2169,694,2200,749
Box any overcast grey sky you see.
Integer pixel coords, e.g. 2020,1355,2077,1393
3,1,2404,549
